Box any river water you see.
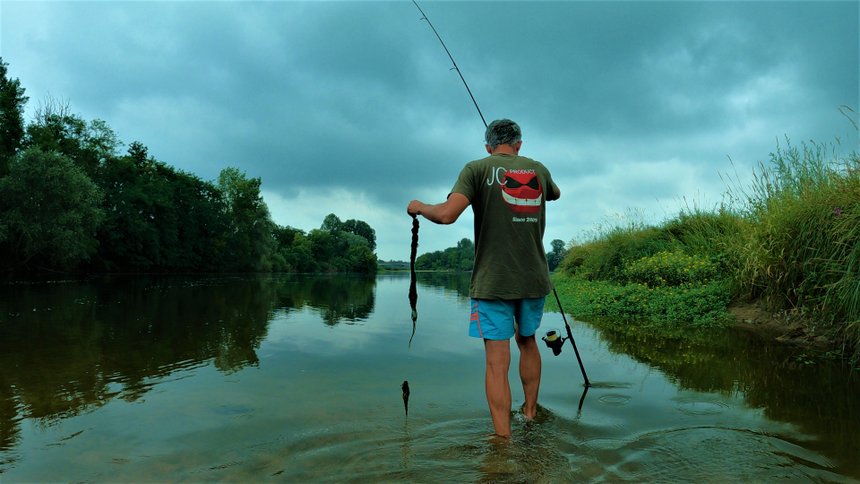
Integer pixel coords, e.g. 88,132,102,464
0,273,857,482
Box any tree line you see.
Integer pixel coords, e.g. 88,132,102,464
415,237,567,272
0,59,376,275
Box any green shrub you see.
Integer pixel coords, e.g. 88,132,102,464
662,208,744,273
624,250,718,287
552,277,732,331
560,225,675,283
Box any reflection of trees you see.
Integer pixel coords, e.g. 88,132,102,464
272,274,376,326
594,325,860,476
416,272,471,300
0,276,276,453
0,274,382,456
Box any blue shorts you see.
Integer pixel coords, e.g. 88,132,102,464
469,297,547,340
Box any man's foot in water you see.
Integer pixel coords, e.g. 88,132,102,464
520,403,537,421
519,403,553,424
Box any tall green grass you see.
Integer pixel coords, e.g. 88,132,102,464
724,139,859,355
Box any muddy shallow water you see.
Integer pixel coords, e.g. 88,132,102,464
0,273,857,482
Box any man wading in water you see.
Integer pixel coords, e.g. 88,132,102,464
407,119,560,439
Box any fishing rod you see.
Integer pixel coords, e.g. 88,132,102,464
413,0,590,388
412,0,486,128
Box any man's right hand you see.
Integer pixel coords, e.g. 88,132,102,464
407,200,424,217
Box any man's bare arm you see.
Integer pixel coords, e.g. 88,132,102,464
407,193,470,225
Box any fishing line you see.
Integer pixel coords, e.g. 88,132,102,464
412,0,487,128
412,0,590,388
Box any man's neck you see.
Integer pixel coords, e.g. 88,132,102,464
491,145,518,155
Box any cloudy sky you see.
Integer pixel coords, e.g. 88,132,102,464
2,1,857,261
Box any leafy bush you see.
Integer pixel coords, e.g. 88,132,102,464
0,147,104,270
623,250,718,287
662,208,744,274
560,225,675,282
551,277,732,330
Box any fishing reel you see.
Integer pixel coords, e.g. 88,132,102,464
542,330,567,356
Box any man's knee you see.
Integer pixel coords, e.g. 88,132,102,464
515,333,537,349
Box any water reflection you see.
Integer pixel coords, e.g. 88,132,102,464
415,272,471,300
0,274,376,455
1,273,858,481
279,274,375,325
594,324,860,477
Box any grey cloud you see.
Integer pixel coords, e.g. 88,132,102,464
1,1,856,260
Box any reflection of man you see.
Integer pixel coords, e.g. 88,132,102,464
407,119,560,439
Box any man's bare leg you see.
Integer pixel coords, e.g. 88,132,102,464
484,339,512,438
515,333,541,420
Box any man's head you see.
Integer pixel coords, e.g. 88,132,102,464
485,119,522,151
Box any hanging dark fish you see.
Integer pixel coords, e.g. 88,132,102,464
401,380,410,416
408,215,419,346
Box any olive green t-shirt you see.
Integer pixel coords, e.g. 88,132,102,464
450,153,560,299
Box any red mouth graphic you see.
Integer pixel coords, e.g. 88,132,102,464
501,170,542,213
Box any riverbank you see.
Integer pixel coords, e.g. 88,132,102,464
555,138,858,364
728,301,846,356
551,277,853,367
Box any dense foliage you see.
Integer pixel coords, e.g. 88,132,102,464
556,137,859,361
724,140,859,333
415,238,475,271
0,59,376,275
546,239,567,272
413,237,565,272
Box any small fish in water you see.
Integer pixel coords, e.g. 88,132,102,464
401,380,410,416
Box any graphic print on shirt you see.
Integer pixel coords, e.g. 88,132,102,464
500,169,543,214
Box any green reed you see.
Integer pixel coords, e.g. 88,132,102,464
725,139,859,356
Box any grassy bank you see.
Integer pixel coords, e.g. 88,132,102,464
553,138,859,362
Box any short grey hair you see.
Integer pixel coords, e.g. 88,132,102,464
484,119,522,149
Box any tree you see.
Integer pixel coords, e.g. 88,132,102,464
0,148,103,271
342,218,376,252
284,231,317,273
127,141,148,164
416,238,474,271
342,232,377,273
272,225,317,273
547,239,567,272
0,59,28,176
217,167,275,271
320,213,343,232
310,214,377,272
94,142,232,272
24,97,120,178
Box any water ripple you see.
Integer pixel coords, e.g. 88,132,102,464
598,393,632,407
582,426,840,482
674,398,730,416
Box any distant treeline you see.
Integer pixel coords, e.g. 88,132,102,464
416,238,475,271
0,59,376,275
414,237,566,272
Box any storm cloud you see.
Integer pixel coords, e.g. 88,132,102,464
2,1,857,260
